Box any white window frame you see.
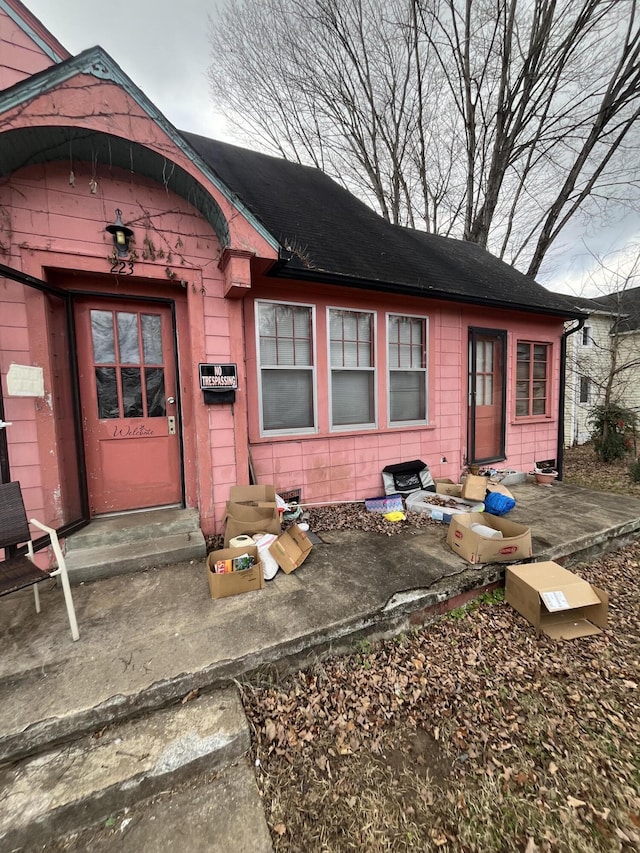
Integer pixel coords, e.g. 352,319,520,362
581,325,592,347
327,306,377,431
255,299,318,436
386,312,429,427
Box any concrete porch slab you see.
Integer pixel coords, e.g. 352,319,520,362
1,480,639,767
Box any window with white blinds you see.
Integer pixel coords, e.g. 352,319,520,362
387,314,427,424
328,308,375,428
257,301,315,432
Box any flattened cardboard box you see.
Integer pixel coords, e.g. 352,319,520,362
461,474,488,501
224,501,281,547
447,512,532,564
269,523,313,574
506,561,608,639
207,545,265,599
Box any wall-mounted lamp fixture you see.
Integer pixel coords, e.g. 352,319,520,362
106,209,133,258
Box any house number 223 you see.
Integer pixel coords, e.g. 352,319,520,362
110,260,135,275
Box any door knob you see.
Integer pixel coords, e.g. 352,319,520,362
166,397,175,404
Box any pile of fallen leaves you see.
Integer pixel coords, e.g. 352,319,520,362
563,442,640,498
242,542,640,852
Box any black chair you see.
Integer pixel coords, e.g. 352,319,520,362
0,482,79,641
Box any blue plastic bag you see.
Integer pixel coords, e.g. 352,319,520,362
484,490,515,516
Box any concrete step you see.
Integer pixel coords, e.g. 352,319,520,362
65,508,203,551
43,759,274,853
65,531,207,583
0,688,251,852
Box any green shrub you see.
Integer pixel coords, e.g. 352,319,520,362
588,404,637,462
629,459,640,483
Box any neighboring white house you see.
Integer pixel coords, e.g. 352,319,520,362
564,288,640,446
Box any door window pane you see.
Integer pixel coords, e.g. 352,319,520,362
121,368,143,417
145,368,166,417
91,311,115,363
95,367,119,418
117,313,140,364
142,314,163,364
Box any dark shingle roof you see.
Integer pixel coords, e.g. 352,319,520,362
596,286,640,332
181,132,582,318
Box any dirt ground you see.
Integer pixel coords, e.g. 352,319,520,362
243,444,640,852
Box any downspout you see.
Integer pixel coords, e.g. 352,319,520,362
557,317,586,480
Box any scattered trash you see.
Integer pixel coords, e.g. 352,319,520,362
365,494,404,513
383,511,406,522
382,460,435,496
484,490,516,516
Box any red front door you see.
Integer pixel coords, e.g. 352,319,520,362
468,329,506,464
75,298,182,514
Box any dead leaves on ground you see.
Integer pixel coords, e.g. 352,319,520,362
243,536,640,852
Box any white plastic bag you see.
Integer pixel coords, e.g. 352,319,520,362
253,533,280,580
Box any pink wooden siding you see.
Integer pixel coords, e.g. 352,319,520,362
244,287,564,503
0,2,67,90
0,158,252,534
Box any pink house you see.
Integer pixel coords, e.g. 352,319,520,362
0,1,583,570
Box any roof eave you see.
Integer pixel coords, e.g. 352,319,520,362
270,266,586,320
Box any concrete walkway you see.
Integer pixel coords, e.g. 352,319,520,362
1,479,640,849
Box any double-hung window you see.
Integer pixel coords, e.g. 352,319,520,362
257,301,315,433
329,308,375,428
516,341,549,417
387,314,427,424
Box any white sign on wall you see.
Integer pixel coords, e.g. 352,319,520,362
7,364,45,397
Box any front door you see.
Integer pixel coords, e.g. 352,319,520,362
468,328,506,464
75,298,182,514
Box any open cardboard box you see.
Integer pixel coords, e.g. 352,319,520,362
207,544,265,599
229,485,276,506
506,561,608,639
269,523,313,574
447,512,532,564
224,501,281,546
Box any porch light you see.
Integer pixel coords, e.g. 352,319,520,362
106,209,133,258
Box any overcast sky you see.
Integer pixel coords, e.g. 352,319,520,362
27,0,228,140
23,1,640,296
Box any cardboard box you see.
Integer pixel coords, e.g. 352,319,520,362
269,523,313,574
224,502,281,546
506,561,608,639
433,479,463,498
229,485,276,505
207,545,265,599
447,512,532,564
461,474,488,501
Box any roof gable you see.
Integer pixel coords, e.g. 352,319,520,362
182,132,581,318
0,46,279,253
